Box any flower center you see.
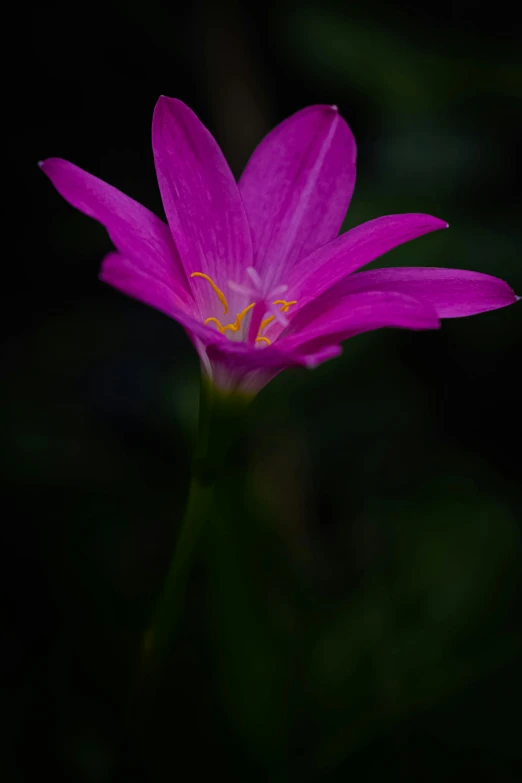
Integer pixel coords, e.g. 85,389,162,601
191,272,296,346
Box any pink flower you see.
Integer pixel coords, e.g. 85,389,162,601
40,97,518,395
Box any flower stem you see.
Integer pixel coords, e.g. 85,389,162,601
140,375,251,677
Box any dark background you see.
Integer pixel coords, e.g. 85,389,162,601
5,1,522,780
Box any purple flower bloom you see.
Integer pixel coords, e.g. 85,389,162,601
40,97,517,395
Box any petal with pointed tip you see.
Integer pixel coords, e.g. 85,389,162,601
239,105,356,289
331,267,518,317
287,213,448,309
152,97,253,311
39,158,191,307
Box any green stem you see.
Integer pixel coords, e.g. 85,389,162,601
141,376,251,675
141,474,212,670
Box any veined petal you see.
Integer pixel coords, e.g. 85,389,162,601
39,158,191,307
279,290,440,353
239,105,356,289
100,253,224,344
152,97,253,312
286,214,448,309
331,267,518,317
206,291,438,377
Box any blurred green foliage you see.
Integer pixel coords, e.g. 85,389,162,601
5,0,522,780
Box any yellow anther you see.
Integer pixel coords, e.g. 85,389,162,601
259,315,275,331
204,317,225,333
256,301,297,343
223,303,256,333
191,272,229,315
199,286,297,349
204,302,256,335
273,299,297,313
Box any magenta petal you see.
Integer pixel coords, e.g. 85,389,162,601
204,340,343,394
100,253,223,344
152,97,253,308
206,291,438,375
287,214,448,309
206,340,302,371
332,267,518,317
39,158,191,307
279,291,440,353
239,105,356,289
204,335,336,391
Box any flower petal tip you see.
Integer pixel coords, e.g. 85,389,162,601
330,104,339,112
156,95,173,110
38,158,58,173
424,216,449,231
433,217,449,230
38,159,54,172
157,94,183,107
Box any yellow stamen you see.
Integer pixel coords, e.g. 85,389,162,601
194,276,298,349
191,272,229,315
222,302,256,333
273,299,297,313
259,315,275,331
255,301,297,345
204,317,225,332
204,302,256,334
